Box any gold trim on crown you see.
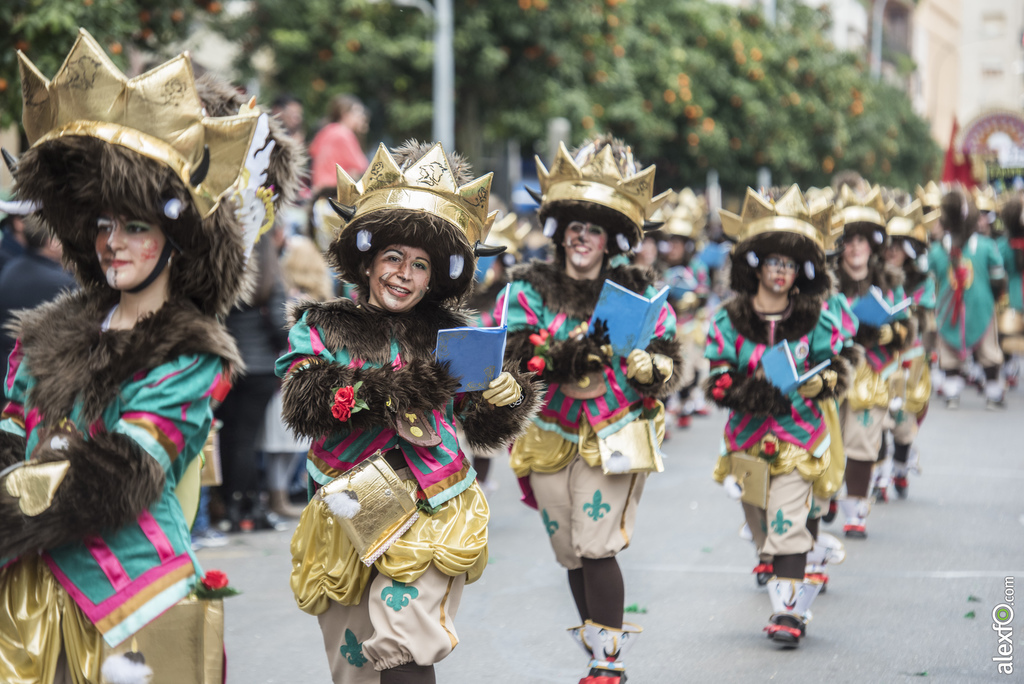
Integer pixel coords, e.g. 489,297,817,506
18,29,260,219
887,200,937,244
663,188,707,239
915,181,943,210
972,185,998,212
720,185,836,251
487,212,530,255
535,141,670,230
837,184,888,228
335,142,497,247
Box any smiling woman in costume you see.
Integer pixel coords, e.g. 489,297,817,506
0,30,301,681
704,186,849,648
278,141,540,684
501,136,683,684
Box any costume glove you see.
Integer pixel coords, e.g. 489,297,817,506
482,372,522,407
626,349,654,384
797,374,824,398
877,324,893,346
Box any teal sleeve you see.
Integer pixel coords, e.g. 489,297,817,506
276,311,345,379
503,280,547,333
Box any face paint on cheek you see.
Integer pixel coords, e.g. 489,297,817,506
139,238,160,262
105,266,117,288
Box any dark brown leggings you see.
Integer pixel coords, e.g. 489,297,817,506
381,663,435,684
844,458,874,498
773,553,807,580
567,556,625,628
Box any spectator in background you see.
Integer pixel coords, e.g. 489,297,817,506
0,209,29,266
0,216,77,363
214,229,290,533
271,93,306,146
308,94,369,192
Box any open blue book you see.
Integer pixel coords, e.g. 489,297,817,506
761,341,831,395
852,285,912,328
434,284,510,392
589,280,671,357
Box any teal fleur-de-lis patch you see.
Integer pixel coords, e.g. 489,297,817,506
381,580,419,612
339,629,367,667
583,490,611,521
770,509,793,535
760,519,768,534
857,410,872,427
808,501,821,519
542,509,559,537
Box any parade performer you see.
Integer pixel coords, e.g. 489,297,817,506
704,185,847,647
996,193,1024,388
503,137,681,683
660,189,712,429
930,188,1007,409
878,201,937,499
832,185,910,538
0,29,301,681
278,141,539,684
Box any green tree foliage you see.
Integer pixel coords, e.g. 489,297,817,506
0,0,216,131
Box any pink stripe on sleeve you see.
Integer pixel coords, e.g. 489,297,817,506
85,536,131,591
122,411,186,455
5,339,22,392
548,313,567,336
517,291,539,326
309,326,325,356
137,510,176,563
654,306,669,337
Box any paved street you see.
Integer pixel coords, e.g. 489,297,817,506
201,386,1023,683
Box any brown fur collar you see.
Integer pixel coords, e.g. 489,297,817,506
721,292,825,345
292,298,470,366
833,257,904,300
506,261,655,321
10,289,242,425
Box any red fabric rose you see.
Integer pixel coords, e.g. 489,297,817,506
201,570,229,590
332,386,356,422
643,396,659,410
715,374,733,389
529,333,545,346
527,356,547,373
763,441,778,456
711,387,725,401
538,329,549,341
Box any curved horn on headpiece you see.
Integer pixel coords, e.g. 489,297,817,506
189,146,210,187
643,220,664,232
525,186,543,205
473,241,507,257
328,198,356,221
2,149,18,175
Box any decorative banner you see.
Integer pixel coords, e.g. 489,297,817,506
955,109,1024,183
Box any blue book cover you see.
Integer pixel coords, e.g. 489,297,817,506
761,341,831,395
435,285,510,391
589,280,671,357
851,286,912,328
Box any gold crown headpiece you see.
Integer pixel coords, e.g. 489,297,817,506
663,188,707,239
971,185,998,213
17,29,263,220
332,142,498,249
535,141,671,231
837,184,888,228
886,200,938,245
915,181,943,211
487,212,531,256
720,185,836,252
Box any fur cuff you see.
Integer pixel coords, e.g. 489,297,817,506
540,336,605,385
0,431,26,470
504,329,537,374
626,337,685,399
704,370,792,416
884,321,912,356
459,364,543,452
0,431,165,560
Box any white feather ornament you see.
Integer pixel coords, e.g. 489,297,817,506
325,491,362,519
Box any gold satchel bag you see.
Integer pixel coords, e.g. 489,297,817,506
319,451,420,566
597,419,665,475
729,452,770,509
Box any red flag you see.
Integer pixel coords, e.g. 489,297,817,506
941,117,975,187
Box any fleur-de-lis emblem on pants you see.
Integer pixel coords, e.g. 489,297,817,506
583,490,611,521
339,629,367,667
770,509,793,535
381,580,419,612
542,509,559,537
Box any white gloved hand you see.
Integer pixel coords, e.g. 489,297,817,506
723,474,743,500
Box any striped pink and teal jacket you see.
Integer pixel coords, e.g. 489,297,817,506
845,284,909,374
705,305,844,455
276,312,475,508
501,279,678,442
1,345,224,647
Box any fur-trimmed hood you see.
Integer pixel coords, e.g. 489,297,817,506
12,74,304,318
8,289,242,426
833,256,904,300
728,230,831,297
720,290,826,346
506,261,655,321
290,296,470,365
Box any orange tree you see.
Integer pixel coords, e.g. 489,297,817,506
0,0,216,131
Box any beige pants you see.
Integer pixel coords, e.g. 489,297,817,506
938,317,1004,370
317,565,465,682
742,469,815,558
529,454,646,570
840,401,887,463
891,406,918,445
